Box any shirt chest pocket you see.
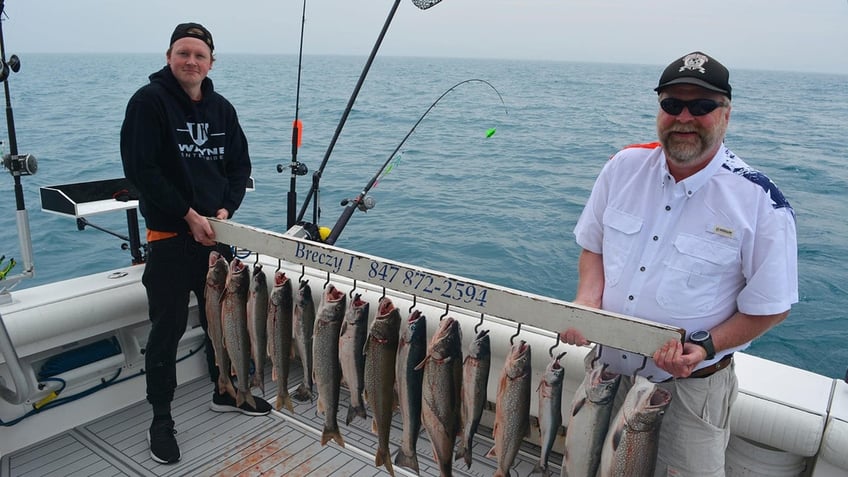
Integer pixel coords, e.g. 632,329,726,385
602,208,643,286
657,234,739,318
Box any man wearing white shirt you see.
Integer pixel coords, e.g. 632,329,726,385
562,51,798,476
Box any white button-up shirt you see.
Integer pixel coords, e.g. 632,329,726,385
573,143,798,381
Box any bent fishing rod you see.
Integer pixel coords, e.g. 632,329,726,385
294,0,445,233
325,79,509,245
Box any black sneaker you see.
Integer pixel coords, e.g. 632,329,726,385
210,391,272,416
147,418,180,464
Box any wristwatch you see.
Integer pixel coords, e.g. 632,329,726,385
689,330,716,360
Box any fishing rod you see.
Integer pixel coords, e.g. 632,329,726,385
280,0,309,230
0,0,35,289
325,78,509,245
294,0,446,234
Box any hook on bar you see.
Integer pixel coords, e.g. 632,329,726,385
474,313,485,334
440,304,449,321
324,271,330,289
299,265,307,284
510,322,522,345
275,259,282,273
632,355,648,378
590,344,604,369
408,295,417,314
349,279,357,298
254,252,260,266
548,333,561,358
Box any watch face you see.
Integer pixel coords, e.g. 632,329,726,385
690,330,709,341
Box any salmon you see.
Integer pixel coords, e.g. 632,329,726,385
205,251,236,400
247,263,269,393
338,293,369,425
533,352,565,476
364,297,402,477
487,340,531,477
419,316,463,477
562,362,621,477
267,271,294,412
292,280,315,401
394,310,427,473
456,329,491,469
221,258,256,409
312,284,347,447
599,375,672,477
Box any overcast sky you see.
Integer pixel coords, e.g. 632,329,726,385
2,0,847,75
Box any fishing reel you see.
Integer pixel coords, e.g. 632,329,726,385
340,195,376,212
0,54,20,83
277,161,308,176
3,153,37,177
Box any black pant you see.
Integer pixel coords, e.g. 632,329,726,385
142,234,230,410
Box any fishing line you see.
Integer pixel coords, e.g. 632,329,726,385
372,78,508,189
325,78,509,245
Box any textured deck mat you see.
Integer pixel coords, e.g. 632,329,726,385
2,358,562,476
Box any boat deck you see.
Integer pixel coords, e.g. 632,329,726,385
2,359,559,476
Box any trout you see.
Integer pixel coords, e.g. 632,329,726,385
247,263,269,393
312,284,347,447
394,310,427,474
338,293,369,425
221,258,256,409
488,340,532,477
205,251,236,400
364,297,402,477
598,375,672,477
267,271,294,412
533,352,565,476
292,280,316,401
419,316,463,477
455,329,491,469
562,362,621,477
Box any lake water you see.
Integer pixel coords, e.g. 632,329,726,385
0,54,845,379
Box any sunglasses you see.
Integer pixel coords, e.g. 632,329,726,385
660,98,726,116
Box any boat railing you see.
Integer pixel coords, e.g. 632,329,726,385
0,310,34,404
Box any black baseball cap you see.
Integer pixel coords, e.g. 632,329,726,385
655,51,731,99
170,22,214,52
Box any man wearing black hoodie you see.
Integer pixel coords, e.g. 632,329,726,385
120,22,270,465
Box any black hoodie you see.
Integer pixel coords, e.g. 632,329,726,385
120,65,251,235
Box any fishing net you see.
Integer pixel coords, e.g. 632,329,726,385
411,0,443,10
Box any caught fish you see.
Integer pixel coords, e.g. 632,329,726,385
419,316,463,477
267,271,294,412
455,329,491,470
364,297,402,477
312,284,347,447
562,361,621,477
247,263,269,393
598,375,672,477
338,293,369,425
221,258,256,409
487,340,532,477
394,310,427,474
533,352,566,476
292,280,316,401
205,251,236,400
